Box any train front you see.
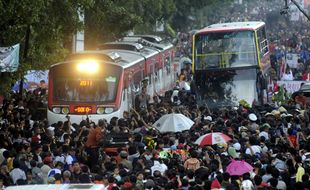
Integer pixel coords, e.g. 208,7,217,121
47,60,123,125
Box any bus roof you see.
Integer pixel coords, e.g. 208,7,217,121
4,184,105,190
196,21,265,34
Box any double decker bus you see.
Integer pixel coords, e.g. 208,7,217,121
192,21,270,107
48,38,177,125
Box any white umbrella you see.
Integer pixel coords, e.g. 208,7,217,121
153,113,194,133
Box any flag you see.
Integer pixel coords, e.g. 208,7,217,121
0,44,20,72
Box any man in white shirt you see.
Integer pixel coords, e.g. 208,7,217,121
245,137,262,156
9,160,26,184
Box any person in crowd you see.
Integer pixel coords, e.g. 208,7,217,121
85,119,105,169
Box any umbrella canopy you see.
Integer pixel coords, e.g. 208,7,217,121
153,113,194,133
226,160,253,176
194,132,232,146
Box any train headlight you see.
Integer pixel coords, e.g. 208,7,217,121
52,107,61,114
62,107,69,114
97,107,105,114
77,60,99,73
104,108,114,114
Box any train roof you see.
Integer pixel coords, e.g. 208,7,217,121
98,41,158,58
50,50,145,69
130,35,163,43
120,36,173,51
196,21,265,34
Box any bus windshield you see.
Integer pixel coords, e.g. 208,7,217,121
194,31,258,69
50,63,121,103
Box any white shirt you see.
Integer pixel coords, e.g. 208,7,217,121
259,131,269,140
9,168,26,184
245,145,262,155
281,71,294,81
151,161,167,176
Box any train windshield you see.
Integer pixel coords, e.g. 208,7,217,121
50,62,121,103
194,31,258,69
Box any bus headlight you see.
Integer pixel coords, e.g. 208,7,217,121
97,107,105,114
52,107,61,114
104,108,114,114
62,107,69,114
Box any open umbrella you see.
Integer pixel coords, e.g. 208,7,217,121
153,113,194,133
226,159,253,176
194,132,231,146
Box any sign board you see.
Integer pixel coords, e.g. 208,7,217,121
277,80,304,94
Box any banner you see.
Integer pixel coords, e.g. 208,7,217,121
0,44,20,72
277,80,304,94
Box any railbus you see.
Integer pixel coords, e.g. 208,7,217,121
192,21,270,107
48,37,177,125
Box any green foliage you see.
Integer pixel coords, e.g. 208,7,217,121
0,0,86,94
84,0,176,48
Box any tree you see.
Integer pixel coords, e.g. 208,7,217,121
84,0,176,49
0,0,86,95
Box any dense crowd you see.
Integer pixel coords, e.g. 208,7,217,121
2,79,310,190
0,1,310,190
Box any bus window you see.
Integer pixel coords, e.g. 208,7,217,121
194,31,258,69
257,26,269,57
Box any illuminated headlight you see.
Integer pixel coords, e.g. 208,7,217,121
77,60,99,73
62,107,69,114
52,107,61,114
97,107,105,114
104,108,114,114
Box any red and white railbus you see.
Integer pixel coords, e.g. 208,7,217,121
48,39,177,125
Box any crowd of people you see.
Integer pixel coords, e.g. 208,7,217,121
0,1,310,190
2,77,310,190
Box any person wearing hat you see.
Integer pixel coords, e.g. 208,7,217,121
248,113,259,132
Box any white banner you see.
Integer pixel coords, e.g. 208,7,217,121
277,80,304,94
0,44,20,72
286,53,299,68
